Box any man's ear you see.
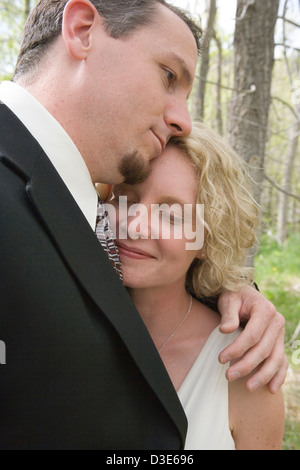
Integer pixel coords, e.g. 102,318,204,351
62,0,101,60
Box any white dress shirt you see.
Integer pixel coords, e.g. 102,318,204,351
0,81,98,229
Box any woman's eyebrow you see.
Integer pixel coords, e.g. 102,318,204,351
157,196,187,207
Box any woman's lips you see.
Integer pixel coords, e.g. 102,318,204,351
117,242,155,260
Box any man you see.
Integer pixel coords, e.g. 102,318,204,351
0,0,287,450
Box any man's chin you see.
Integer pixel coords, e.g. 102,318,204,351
119,151,153,185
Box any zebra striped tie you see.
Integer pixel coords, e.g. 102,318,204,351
95,197,123,281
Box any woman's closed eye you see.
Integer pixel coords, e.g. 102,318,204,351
160,208,183,225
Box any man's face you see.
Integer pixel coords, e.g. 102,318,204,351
83,3,198,185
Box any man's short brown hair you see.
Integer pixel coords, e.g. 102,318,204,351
14,0,202,81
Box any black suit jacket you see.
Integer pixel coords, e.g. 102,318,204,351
0,103,187,450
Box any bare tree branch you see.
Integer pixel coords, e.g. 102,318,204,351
264,174,300,201
272,96,300,120
194,77,235,92
278,16,300,29
275,43,300,53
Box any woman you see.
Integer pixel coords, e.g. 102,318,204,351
109,123,285,450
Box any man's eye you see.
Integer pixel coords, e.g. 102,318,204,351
164,68,176,86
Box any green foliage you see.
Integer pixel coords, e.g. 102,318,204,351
0,0,38,79
255,234,300,451
284,414,300,451
255,233,300,342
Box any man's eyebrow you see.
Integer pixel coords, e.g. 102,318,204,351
168,53,194,87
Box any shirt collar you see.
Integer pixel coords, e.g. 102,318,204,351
0,81,98,230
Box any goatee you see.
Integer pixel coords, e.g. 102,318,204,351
119,151,153,185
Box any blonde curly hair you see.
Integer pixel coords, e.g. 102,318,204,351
170,122,259,298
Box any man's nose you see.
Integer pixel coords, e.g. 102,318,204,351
165,98,192,138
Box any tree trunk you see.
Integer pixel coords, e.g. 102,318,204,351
213,31,223,135
277,120,300,244
24,0,31,20
193,0,217,121
227,0,280,266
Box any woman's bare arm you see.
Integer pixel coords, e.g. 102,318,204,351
229,371,285,450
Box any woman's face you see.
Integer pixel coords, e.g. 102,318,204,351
110,145,203,290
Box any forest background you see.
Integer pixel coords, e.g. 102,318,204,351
0,0,299,450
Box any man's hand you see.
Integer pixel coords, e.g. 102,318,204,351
218,286,288,394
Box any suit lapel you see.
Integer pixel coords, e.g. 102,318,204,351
0,104,187,446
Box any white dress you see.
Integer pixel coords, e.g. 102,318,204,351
178,327,241,450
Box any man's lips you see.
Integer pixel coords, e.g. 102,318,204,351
152,131,166,152
116,242,156,260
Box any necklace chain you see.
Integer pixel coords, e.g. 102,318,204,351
159,295,193,354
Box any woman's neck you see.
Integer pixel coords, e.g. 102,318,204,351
128,283,192,349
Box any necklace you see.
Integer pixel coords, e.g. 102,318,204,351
159,295,193,354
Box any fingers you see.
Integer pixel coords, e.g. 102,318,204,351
244,330,286,392
221,313,286,391
244,348,289,394
243,328,288,393
218,291,242,334
219,302,282,364
218,286,288,393
267,355,289,394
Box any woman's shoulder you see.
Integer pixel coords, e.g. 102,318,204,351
190,298,242,357
193,297,221,330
